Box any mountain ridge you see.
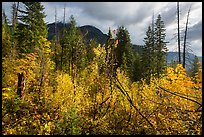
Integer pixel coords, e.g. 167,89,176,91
47,22,108,45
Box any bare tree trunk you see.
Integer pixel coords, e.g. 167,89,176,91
39,55,45,96
54,7,58,71
17,72,25,99
60,5,66,71
183,6,191,68
63,4,66,29
150,12,155,83
16,2,19,16
11,2,19,58
60,46,63,71
12,2,19,28
177,2,181,64
12,2,16,28
72,41,77,98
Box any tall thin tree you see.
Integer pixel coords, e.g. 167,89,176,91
54,6,58,70
183,5,191,68
154,14,168,78
63,4,66,29
11,2,19,30
60,4,66,70
151,11,155,73
177,2,181,64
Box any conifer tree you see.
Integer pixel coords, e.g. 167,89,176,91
154,14,168,77
59,27,68,71
2,10,12,58
142,26,155,83
132,52,142,81
115,26,134,79
11,2,19,50
60,15,87,74
142,14,167,82
189,55,200,78
16,2,47,54
87,39,98,63
15,2,52,99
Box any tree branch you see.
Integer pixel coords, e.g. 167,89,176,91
156,85,202,106
115,77,156,132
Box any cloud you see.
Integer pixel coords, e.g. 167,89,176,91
2,2,202,56
188,20,202,41
2,2,12,23
71,2,166,26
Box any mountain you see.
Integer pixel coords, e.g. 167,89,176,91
47,23,145,54
166,52,202,70
132,44,143,54
47,23,108,45
80,25,108,45
47,22,66,40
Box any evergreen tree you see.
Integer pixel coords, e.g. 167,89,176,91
59,27,68,71
15,2,52,99
2,10,12,58
132,52,142,81
60,15,87,74
169,60,179,68
50,35,61,70
115,26,134,80
2,9,15,86
142,14,167,83
154,14,168,77
69,15,87,72
121,52,128,71
10,2,20,58
115,26,131,67
106,27,113,48
86,39,98,63
16,2,47,54
125,43,134,80
18,2,47,37
189,55,200,78
142,26,155,83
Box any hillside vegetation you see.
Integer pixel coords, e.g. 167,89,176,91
2,2,202,135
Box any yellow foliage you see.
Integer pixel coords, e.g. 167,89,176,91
2,45,202,135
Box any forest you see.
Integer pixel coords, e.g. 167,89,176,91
2,2,202,135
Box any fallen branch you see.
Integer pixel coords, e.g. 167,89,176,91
115,77,156,132
156,85,202,106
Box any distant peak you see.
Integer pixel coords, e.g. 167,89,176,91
80,25,95,28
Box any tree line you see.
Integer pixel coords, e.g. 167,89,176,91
2,2,200,84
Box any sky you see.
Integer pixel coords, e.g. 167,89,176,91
2,2,202,56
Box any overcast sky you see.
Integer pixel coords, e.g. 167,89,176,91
2,2,202,56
